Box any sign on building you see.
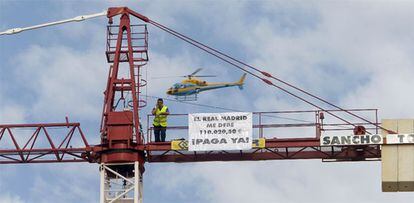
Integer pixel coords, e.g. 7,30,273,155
320,134,383,146
188,112,252,151
386,133,414,144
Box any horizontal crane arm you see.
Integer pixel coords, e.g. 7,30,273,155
0,123,93,164
0,10,107,36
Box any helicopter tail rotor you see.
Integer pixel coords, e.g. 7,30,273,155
237,73,247,90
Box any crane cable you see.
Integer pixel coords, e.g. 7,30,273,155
147,19,391,134
148,20,369,131
0,11,389,133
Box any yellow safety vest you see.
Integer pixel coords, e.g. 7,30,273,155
153,105,168,127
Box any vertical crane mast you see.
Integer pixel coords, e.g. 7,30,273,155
97,7,149,203
0,7,152,202
97,7,149,163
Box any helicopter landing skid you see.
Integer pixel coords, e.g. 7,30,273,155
175,94,198,101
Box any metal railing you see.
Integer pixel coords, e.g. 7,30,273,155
145,109,379,143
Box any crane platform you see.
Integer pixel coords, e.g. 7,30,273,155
0,109,381,164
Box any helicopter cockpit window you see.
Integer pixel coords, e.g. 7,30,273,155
173,83,181,89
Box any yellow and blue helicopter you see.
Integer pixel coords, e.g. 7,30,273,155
163,68,246,100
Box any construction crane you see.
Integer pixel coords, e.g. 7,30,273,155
1,6,413,203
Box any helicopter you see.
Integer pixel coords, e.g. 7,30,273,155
161,68,246,100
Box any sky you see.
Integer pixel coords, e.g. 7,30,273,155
1,0,414,202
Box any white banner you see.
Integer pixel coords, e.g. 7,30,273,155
320,134,383,146
386,133,414,144
188,112,252,151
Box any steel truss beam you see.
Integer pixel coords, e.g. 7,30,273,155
145,138,381,163
0,123,91,164
100,162,143,203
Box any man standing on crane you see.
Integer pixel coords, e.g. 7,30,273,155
152,98,170,142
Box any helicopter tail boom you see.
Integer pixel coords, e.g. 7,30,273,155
237,73,247,89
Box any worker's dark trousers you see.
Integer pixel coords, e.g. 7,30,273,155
154,125,166,142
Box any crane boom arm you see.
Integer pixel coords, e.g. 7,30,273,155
0,10,107,36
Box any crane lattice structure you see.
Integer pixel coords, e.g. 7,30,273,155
1,7,412,203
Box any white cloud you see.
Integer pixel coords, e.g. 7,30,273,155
141,1,414,202
0,104,26,124
146,51,198,96
11,44,107,122
148,160,413,203
0,193,24,203
27,164,99,203
0,165,24,203
1,1,414,203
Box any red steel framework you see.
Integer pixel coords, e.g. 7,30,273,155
0,108,381,164
0,122,91,164
95,7,149,165
144,109,381,163
0,7,383,167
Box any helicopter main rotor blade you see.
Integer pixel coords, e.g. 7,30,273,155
189,68,203,76
191,75,217,78
151,70,216,79
151,76,183,79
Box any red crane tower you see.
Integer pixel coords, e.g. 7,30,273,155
1,6,413,202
